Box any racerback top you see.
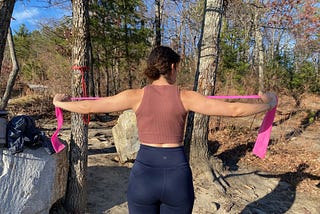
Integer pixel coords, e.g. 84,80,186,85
135,84,188,144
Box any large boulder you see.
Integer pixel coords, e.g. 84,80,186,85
112,110,140,163
0,146,68,214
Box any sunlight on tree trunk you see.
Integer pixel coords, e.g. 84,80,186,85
64,0,91,212
0,0,15,73
0,28,19,110
253,5,265,92
184,0,225,185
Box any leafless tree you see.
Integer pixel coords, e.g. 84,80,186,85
0,27,20,110
0,0,15,74
184,0,228,192
64,0,91,212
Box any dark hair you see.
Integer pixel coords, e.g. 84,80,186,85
144,46,180,80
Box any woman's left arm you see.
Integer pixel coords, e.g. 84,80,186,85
181,90,277,117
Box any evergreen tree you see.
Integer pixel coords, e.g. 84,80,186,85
89,0,152,94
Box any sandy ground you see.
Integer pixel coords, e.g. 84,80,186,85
14,93,317,213
84,126,320,214
82,94,320,214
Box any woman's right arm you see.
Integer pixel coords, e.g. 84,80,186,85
181,90,277,117
53,89,143,114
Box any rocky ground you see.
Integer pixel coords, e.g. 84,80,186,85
8,93,320,213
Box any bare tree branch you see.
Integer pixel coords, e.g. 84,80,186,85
0,27,19,110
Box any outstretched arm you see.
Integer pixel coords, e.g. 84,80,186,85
181,90,277,117
53,89,143,114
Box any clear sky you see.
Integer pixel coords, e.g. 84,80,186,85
10,0,71,33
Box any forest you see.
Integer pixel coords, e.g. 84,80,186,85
1,0,318,102
0,0,319,213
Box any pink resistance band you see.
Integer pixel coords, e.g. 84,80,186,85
51,107,66,153
51,97,100,153
51,96,277,158
208,95,277,158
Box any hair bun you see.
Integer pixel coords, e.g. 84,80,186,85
144,65,160,80
144,46,180,81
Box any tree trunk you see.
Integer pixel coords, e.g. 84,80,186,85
256,27,265,92
154,0,163,46
65,0,91,212
0,0,15,73
0,27,19,110
124,8,133,89
88,41,95,97
184,0,224,182
253,6,265,92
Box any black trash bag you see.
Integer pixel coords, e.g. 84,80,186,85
6,115,55,155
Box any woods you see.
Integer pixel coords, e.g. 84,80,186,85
1,1,318,101
0,0,319,213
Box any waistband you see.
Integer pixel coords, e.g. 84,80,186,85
136,144,188,168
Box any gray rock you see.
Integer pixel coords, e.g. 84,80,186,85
112,110,140,163
0,146,68,214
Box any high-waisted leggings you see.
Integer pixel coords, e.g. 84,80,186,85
127,144,195,214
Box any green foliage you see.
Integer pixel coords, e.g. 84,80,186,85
13,24,31,60
219,21,251,92
264,49,320,106
12,21,72,92
21,60,47,81
275,50,319,94
300,61,320,94
7,0,318,100
89,0,152,92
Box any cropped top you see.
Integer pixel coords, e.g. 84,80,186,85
135,85,188,144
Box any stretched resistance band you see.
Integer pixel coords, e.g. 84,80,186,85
208,95,277,159
51,95,277,158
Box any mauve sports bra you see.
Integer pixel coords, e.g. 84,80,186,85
135,85,187,144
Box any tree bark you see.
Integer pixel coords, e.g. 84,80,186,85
0,27,19,110
88,41,95,97
154,0,163,46
64,0,91,212
256,27,265,92
0,0,15,73
253,5,265,92
124,6,133,89
184,0,224,181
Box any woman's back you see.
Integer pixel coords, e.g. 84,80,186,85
135,84,187,145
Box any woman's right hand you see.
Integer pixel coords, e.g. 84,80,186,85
259,91,277,110
53,94,71,106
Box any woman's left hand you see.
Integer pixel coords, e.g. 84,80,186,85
259,91,277,109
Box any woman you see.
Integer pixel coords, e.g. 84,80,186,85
53,46,277,214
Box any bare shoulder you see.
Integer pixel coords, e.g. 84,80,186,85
116,88,143,98
180,89,206,111
124,88,144,96
122,88,144,111
180,89,205,101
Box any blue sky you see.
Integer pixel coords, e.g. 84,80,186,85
10,0,71,33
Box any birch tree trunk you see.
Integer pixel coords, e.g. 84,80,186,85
0,27,19,110
184,0,225,183
0,0,15,73
256,27,265,92
253,5,265,92
65,0,91,212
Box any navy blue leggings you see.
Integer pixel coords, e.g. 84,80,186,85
127,144,195,214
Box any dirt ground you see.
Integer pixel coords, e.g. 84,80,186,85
208,94,320,195
8,93,320,213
